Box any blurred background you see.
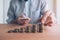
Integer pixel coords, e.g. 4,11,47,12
0,0,60,24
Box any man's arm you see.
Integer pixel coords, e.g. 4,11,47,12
39,0,56,26
43,11,56,26
7,0,16,24
7,0,30,25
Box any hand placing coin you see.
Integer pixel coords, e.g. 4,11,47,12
38,11,56,26
16,15,31,25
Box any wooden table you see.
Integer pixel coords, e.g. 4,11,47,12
0,24,60,40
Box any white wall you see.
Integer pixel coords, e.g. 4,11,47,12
56,0,60,24
3,0,11,23
0,0,3,23
46,0,54,11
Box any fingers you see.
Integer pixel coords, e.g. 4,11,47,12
41,10,51,24
17,17,31,25
24,20,30,24
40,10,56,26
44,12,56,26
42,16,53,26
45,16,52,24
16,13,31,25
44,21,53,26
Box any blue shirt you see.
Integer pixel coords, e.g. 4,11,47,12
7,0,49,24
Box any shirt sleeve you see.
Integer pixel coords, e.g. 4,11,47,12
7,0,16,24
40,0,50,15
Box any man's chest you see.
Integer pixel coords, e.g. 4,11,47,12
15,0,42,18
16,0,41,12
25,0,41,11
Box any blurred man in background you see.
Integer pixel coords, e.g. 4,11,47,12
7,0,56,26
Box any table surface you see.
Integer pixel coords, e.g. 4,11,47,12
0,24,60,40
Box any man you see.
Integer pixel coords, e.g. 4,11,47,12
7,0,56,26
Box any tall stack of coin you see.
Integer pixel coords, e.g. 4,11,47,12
31,25,36,33
37,23,44,33
25,26,30,33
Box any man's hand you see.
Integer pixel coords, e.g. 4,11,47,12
38,11,56,26
16,15,31,25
